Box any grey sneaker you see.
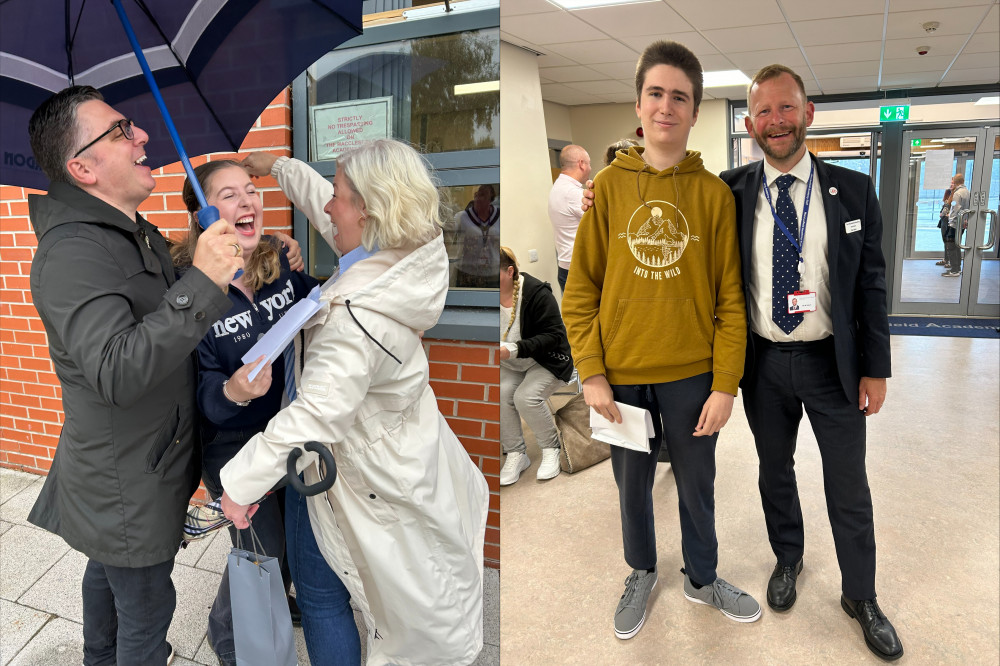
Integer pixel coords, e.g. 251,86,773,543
614,568,657,639
682,569,761,622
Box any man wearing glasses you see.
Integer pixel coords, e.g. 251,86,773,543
25,86,242,666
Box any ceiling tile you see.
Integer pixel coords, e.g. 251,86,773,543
500,0,562,16
545,39,639,65
803,42,883,66
501,11,606,44
882,35,967,59
664,0,784,30
942,66,1000,85
812,61,881,79
882,55,954,75
951,52,1000,74
814,75,880,94
966,32,1000,54
540,64,609,82
880,71,946,87
885,7,990,40
727,48,807,74
705,84,750,102
782,0,883,22
563,79,634,94
790,15,885,46
701,23,797,52
536,52,576,68
589,60,640,80
572,2,693,37
500,31,541,52
602,91,640,104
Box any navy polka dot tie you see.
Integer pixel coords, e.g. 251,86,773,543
772,174,803,334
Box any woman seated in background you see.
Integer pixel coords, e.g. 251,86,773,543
220,139,490,666
499,246,574,486
171,160,318,666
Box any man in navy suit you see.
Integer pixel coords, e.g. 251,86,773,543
719,64,902,661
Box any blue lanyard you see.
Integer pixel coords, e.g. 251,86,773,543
762,163,814,267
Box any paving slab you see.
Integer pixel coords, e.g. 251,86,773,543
194,529,232,574
0,521,11,537
0,600,51,666
0,477,44,528
0,525,69,602
0,470,38,505
18,550,87,623
6,617,82,666
473,642,500,666
175,527,218,568
167,563,223,661
483,566,499,647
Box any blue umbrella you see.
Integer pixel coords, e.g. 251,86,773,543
0,0,362,200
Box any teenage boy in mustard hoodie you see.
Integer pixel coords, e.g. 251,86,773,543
561,40,759,640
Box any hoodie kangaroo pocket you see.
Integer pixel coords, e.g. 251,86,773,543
145,405,180,473
603,298,712,371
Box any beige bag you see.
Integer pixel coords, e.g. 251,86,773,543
555,393,611,473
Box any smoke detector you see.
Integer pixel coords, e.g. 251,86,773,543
916,46,930,56
922,21,940,33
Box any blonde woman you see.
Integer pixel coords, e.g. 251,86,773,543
220,140,489,665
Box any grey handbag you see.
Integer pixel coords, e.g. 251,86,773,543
229,526,297,666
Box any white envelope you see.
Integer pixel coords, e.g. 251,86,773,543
589,401,655,453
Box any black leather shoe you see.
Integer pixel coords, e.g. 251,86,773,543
841,595,904,661
288,594,302,627
766,559,802,611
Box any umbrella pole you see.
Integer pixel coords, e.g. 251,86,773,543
110,0,219,230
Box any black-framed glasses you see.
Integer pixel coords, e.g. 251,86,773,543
72,118,134,158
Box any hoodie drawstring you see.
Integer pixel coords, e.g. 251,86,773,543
344,299,403,365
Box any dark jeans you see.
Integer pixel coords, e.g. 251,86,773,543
557,266,568,293
285,483,361,666
944,230,962,273
609,372,719,585
202,440,287,666
743,337,876,600
82,557,175,666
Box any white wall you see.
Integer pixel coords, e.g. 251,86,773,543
500,42,561,291
560,98,732,177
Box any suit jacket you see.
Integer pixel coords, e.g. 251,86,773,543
719,154,891,402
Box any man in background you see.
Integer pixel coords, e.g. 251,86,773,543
548,144,591,292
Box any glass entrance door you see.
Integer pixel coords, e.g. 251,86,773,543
892,126,1000,317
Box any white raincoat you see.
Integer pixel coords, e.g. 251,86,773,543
221,214,489,664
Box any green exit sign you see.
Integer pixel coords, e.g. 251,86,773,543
880,105,910,122
912,139,922,147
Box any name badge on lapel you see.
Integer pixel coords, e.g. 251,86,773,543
845,219,862,234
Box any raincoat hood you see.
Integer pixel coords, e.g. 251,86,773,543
314,231,450,336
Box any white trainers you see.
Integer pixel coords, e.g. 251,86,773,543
500,451,530,486
537,448,561,480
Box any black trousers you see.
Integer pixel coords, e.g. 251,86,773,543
743,336,877,600
610,373,719,584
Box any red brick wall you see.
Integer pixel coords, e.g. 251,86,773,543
0,89,501,567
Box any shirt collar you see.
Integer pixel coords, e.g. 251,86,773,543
337,242,378,278
763,150,813,187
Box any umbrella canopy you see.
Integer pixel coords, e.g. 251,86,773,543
0,0,362,191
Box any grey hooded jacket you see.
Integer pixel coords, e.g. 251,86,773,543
26,182,231,568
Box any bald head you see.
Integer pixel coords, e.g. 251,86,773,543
559,144,592,182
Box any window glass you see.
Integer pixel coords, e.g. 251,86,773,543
306,29,499,160
441,183,500,289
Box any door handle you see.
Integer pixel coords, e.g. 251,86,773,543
978,209,998,251
957,209,974,250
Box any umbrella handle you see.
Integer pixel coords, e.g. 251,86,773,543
286,441,337,496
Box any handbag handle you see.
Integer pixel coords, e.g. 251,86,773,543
234,522,267,567
286,441,337,496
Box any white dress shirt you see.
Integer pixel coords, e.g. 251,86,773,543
749,152,834,342
548,173,584,270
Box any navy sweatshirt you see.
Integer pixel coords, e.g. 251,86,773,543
195,249,320,448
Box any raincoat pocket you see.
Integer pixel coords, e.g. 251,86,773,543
145,404,180,473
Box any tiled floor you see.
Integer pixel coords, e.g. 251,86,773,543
501,334,1000,664
0,471,499,665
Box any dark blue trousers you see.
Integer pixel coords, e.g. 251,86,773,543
610,372,719,585
742,337,877,600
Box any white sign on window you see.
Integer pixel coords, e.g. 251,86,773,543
923,148,955,190
310,96,393,162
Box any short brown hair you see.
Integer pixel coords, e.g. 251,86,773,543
747,64,807,108
635,41,703,111
171,160,281,292
28,85,104,184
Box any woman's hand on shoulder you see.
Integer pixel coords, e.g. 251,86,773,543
271,231,304,272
